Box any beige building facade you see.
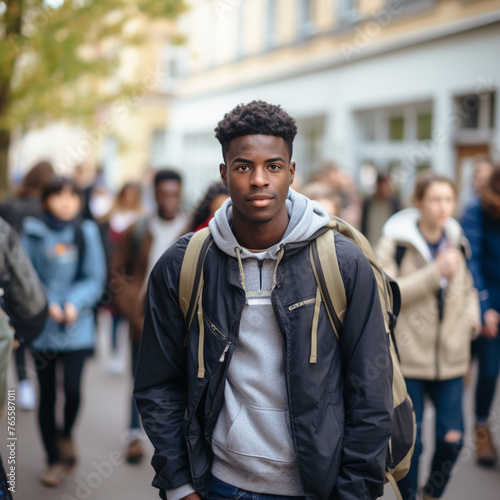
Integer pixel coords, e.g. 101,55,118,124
164,0,500,202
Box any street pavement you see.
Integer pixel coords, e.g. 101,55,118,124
2,313,500,500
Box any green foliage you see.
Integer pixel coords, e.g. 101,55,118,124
0,0,184,130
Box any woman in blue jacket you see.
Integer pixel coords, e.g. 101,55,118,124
21,177,107,487
462,167,500,468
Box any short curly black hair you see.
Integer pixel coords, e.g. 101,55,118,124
215,100,298,161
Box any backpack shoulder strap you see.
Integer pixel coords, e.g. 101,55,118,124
179,228,213,331
310,228,346,341
395,244,407,269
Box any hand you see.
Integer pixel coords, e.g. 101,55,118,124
64,302,79,324
435,248,461,279
482,309,500,339
49,303,65,323
180,494,202,500
471,320,482,336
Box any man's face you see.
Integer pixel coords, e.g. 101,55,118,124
155,179,182,220
220,134,295,225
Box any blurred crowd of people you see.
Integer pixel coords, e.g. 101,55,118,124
0,154,499,499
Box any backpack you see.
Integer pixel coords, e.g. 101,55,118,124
0,287,15,412
179,218,416,500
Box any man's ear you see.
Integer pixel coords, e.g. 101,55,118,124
289,162,296,185
220,163,228,187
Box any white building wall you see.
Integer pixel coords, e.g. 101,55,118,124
165,23,500,202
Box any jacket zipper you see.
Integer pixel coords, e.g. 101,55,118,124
207,291,245,422
203,311,227,341
219,342,231,362
258,259,264,291
288,297,316,311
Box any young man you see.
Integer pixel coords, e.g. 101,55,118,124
111,170,186,463
135,101,392,500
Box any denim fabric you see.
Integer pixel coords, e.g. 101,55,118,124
474,334,500,422
209,475,305,500
398,378,464,500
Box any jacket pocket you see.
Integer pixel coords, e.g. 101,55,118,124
203,312,227,342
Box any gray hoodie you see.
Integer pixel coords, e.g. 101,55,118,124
207,189,330,495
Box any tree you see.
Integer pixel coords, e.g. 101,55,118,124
0,0,184,198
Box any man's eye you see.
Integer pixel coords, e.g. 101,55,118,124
268,164,281,170
236,165,250,171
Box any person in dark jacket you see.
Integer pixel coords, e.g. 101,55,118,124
361,173,400,246
462,167,500,468
0,216,48,498
134,101,392,500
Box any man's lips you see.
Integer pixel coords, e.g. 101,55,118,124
247,195,274,207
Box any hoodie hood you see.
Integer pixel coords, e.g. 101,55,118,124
382,208,463,262
209,188,330,260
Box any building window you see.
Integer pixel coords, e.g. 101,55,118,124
297,0,315,38
417,112,433,140
160,44,187,90
354,101,434,200
265,0,278,49
452,91,496,147
389,115,405,141
338,0,358,22
453,93,496,130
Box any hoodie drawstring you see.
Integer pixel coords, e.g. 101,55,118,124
272,246,285,291
310,286,322,364
235,247,247,298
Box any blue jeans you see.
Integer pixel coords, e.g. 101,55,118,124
209,475,305,500
398,378,464,500
474,334,500,422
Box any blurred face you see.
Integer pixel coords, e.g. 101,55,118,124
220,134,295,227
155,179,182,220
122,185,140,209
377,179,392,198
416,182,455,230
45,187,82,221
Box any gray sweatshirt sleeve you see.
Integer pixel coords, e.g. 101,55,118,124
166,483,196,500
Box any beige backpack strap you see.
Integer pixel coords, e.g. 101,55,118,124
310,229,347,342
179,228,213,330
385,472,403,500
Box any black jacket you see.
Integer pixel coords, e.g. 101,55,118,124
134,231,392,500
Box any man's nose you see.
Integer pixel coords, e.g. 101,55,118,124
250,167,269,187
